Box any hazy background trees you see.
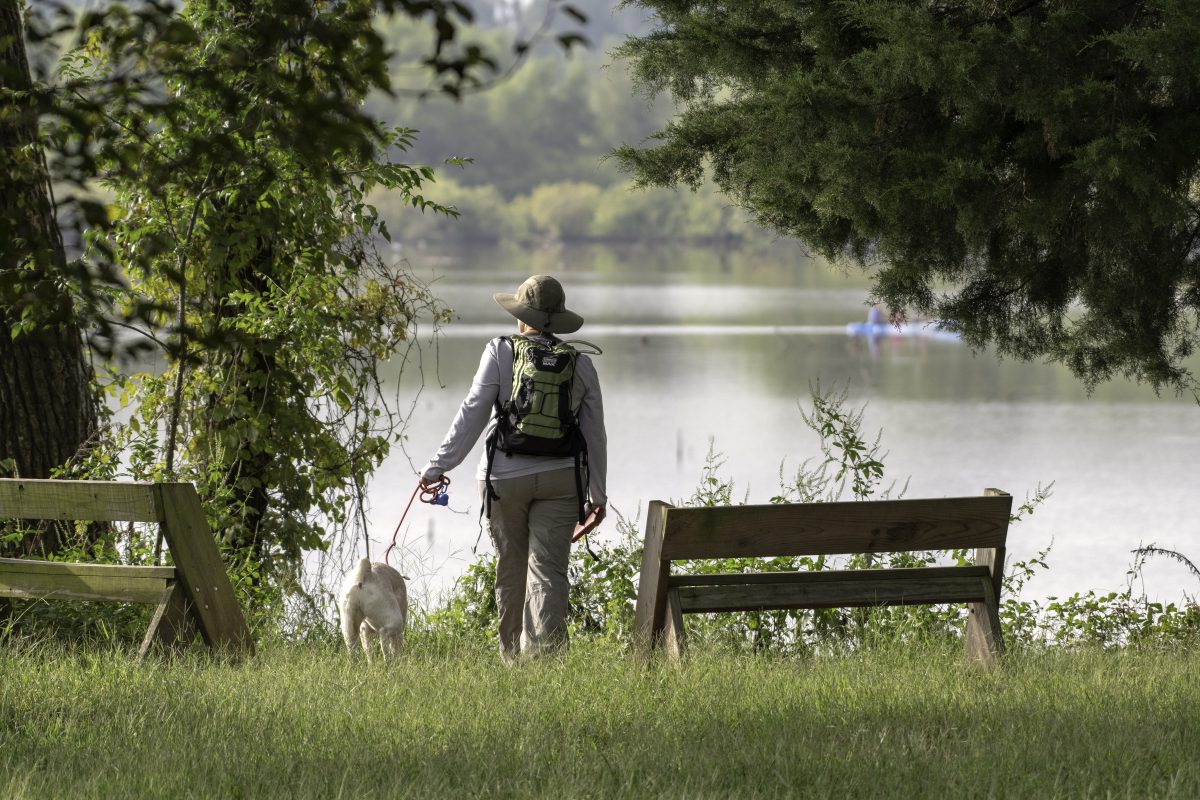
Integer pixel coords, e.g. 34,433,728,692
366,0,766,243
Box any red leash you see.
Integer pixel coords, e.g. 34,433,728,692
385,476,450,566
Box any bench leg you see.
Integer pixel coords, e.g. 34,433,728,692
139,581,197,658
663,588,687,661
965,578,1003,665
633,501,672,656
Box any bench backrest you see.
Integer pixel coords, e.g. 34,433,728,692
659,494,1013,560
634,490,1013,653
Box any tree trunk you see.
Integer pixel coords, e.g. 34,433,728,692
1,0,101,556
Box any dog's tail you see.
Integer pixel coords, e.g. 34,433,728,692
353,557,373,587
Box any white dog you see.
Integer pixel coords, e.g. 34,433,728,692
339,558,408,661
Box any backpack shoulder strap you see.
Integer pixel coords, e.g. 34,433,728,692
561,339,602,356
493,336,514,412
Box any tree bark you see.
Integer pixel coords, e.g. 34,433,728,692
1,0,101,556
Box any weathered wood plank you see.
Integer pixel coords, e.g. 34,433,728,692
0,556,175,582
674,575,990,614
157,483,254,656
632,501,672,652
0,558,174,604
0,557,175,580
980,488,1009,602
668,565,992,587
964,489,1008,665
139,581,198,658
660,495,1013,560
965,567,1004,665
663,589,687,661
0,479,163,522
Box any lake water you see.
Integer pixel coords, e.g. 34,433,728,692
366,242,1200,608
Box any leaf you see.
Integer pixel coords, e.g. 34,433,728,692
560,4,588,25
556,33,589,51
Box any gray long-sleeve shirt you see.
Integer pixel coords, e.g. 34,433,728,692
420,335,607,507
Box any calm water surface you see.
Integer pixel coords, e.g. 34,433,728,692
368,243,1200,606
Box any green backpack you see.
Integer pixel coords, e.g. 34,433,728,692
484,335,596,520
493,335,583,456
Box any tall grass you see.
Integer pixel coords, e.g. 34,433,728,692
1,638,1196,799
3,388,1197,798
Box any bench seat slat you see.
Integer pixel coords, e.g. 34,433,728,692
661,496,1012,560
0,558,176,580
668,565,992,587
0,558,175,604
674,575,990,613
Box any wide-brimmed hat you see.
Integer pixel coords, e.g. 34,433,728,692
493,275,583,334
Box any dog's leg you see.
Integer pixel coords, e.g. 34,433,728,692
393,596,408,659
359,621,378,663
386,595,407,660
379,626,403,660
341,597,364,657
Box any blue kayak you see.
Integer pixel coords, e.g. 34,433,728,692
846,321,962,341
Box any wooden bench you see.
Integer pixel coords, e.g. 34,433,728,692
0,479,254,658
633,489,1012,663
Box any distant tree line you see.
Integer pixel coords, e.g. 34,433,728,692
368,2,763,243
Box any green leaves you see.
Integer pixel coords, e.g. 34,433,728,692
617,0,1200,394
36,0,462,602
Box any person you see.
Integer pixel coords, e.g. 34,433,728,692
420,275,607,661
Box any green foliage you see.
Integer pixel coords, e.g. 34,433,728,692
49,0,468,603
527,180,604,239
615,0,1200,394
998,535,1200,649
424,553,498,644
10,0,594,337
587,179,751,241
375,178,514,240
9,0,511,338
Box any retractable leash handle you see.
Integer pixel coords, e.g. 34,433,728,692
419,475,451,505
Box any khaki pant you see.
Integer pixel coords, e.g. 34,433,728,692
479,467,578,659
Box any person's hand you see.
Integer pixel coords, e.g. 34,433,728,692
419,472,443,491
573,503,606,542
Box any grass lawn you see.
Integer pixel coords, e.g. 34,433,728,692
0,638,1196,799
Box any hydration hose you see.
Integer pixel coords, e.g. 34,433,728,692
385,475,450,567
